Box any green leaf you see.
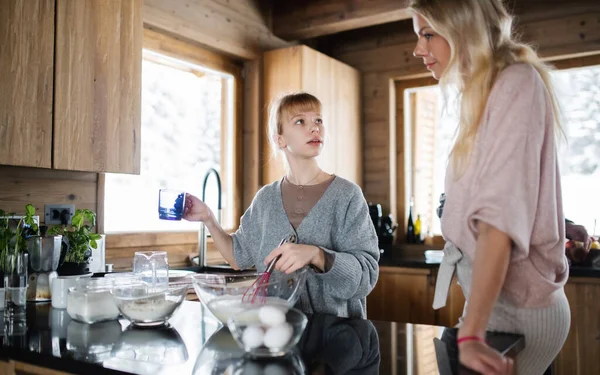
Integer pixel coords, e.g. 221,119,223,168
89,233,102,241
72,213,84,229
90,240,97,249
25,204,35,216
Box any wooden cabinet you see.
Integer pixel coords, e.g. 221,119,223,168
367,266,466,327
262,45,361,185
553,277,600,375
0,360,13,375
0,0,142,174
0,0,55,168
367,266,436,325
53,0,142,173
434,275,466,328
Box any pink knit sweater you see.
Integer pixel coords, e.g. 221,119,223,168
441,63,569,308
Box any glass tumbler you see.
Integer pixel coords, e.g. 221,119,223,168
4,252,29,320
132,251,169,292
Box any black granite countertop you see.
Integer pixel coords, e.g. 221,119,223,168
379,246,600,278
1,301,524,375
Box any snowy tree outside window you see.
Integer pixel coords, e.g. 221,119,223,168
104,52,233,232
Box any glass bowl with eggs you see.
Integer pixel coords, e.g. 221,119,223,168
191,268,307,325
227,305,307,358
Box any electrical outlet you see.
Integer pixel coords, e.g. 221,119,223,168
44,204,75,225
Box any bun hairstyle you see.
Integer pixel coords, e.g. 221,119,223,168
267,92,322,159
408,0,563,177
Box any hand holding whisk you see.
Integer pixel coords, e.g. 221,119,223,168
242,237,288,304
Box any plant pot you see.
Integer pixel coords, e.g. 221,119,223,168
57,262,89,276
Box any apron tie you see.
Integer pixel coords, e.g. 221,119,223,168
433,242,463,310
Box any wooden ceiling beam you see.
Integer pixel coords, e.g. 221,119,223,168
272,0,412,40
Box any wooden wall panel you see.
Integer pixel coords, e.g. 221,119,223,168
0,166,97,224
242,59,262,211
272,0,411,40
142,0,290,60
105,232,225,271
143,28,242,76
0,0,54,169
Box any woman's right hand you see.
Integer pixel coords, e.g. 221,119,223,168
183,193,213,223
459,340,513,374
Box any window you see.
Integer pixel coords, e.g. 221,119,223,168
103,49,237,233
404,85,457,238
405,63,600,238
555,64,600,233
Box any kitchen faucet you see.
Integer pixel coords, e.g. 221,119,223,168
198,168,222,269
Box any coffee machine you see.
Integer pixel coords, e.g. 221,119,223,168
26,234,62,302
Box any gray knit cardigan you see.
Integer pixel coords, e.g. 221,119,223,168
232,176,380,318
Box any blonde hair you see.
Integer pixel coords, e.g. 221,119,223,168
408,0,563,177
267,92,322,159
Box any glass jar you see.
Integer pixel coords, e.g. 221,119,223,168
66,277,136,324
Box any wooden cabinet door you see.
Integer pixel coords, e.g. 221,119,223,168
0,0,54,168
554,277,600,375
367,266,436,325
262,46,302,185
53,0,142,173
333,62,361,184
262,45,362,186
302,47,361,185
435,276,466,328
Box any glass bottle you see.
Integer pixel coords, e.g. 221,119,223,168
415,215,422,243
406,197,416,244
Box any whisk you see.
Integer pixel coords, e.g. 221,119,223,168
242,237,288,304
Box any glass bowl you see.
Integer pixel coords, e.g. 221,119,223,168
191,268,307,325
227,306,307,358
111,283,187,327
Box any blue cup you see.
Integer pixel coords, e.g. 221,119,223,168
158,189,186,221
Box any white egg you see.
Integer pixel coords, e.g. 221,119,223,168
241,324,264,349
263,322,293,349
258,305,286,327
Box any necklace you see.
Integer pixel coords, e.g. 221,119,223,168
288,170,321,188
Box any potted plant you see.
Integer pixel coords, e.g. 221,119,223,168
48,209,101,276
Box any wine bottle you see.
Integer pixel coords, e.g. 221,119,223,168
406,197,416,244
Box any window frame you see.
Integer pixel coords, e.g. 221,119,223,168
98,28,243,251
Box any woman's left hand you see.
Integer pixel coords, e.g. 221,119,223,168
458,339,514,375
264,243,322,274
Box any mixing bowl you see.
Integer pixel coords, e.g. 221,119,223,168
111,283,187,326
191,268,307,324
227,306,307,358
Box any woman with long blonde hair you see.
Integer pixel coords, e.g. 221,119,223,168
409,0,570,374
